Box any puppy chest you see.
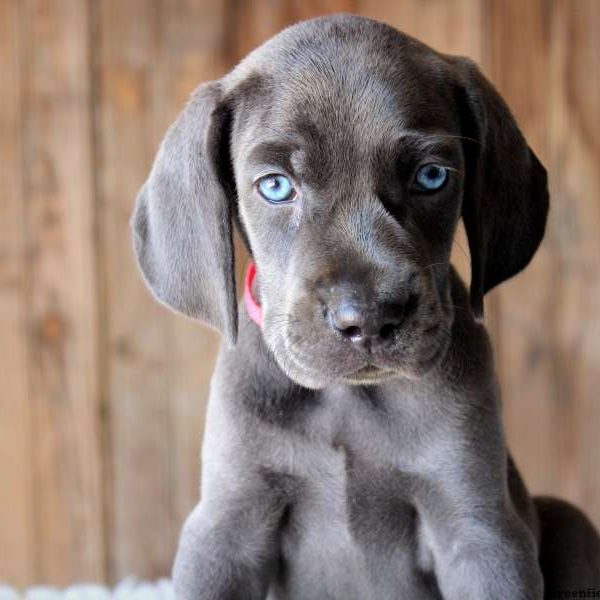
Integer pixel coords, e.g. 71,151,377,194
291,445,421,543
273,445,437,598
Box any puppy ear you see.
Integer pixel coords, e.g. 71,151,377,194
455,59,549,319
131,82,238,343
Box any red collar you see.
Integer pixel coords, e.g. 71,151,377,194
244,261,263,327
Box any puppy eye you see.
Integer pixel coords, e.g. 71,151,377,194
414,164,448,192
256,174,296,203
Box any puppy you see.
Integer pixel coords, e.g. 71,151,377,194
132,14,600,600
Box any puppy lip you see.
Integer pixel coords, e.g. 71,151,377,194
344,364,395,382
354,365,381,375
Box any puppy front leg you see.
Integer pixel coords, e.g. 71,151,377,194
434,509,543,600
173,476,288,600
420,443,543,600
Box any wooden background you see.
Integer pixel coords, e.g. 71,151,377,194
1,0,599,587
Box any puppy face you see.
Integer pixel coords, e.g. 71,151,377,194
132,15,548,390
233,56,465,388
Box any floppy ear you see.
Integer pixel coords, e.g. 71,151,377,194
455,59,549,319
131,82,238,343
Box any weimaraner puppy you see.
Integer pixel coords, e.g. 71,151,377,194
132,14,600,600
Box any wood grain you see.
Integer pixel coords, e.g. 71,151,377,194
487,0,562,500
231,0,357,58
20,0,104,584
544,0,600,525
0,0,34,586
96,0,175,580
358,0,486,57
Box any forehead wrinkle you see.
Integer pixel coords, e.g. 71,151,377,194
287,72,407,139
380,131,463,170
246,140,302,176
269,56,409,141
246,69,461,190
396,130,463,151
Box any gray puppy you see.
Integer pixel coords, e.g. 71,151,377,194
131,14,600,600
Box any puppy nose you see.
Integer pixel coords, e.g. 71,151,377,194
327,300,405,346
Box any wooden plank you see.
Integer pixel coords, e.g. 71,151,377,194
21,0,104,584
487,0,561,499
544,0,600,527
358,0,485,57
95,0,174,581
232,0,357,58
0,0,35,586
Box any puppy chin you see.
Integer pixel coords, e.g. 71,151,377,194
267,336,369,389
270,345,447,389
272,353,337,390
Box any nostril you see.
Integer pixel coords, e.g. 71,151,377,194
379,322,399,341
340,325,362,339
328,303,367,338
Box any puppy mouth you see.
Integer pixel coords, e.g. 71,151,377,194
268,303,453,387
341,364,397,384
354,365,381,376
279,337,398,387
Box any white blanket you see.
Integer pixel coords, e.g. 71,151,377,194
0,578,174,600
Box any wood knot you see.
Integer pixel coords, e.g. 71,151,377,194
39,312,66,343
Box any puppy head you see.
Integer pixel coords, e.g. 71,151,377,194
132,15,548,389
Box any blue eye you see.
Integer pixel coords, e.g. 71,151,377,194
256,174,295,203
415,164,448,192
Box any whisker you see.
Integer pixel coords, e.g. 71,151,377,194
416,261,449,278
423,133,481,145
438,302,469,313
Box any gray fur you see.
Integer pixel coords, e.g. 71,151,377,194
131,14,600,600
